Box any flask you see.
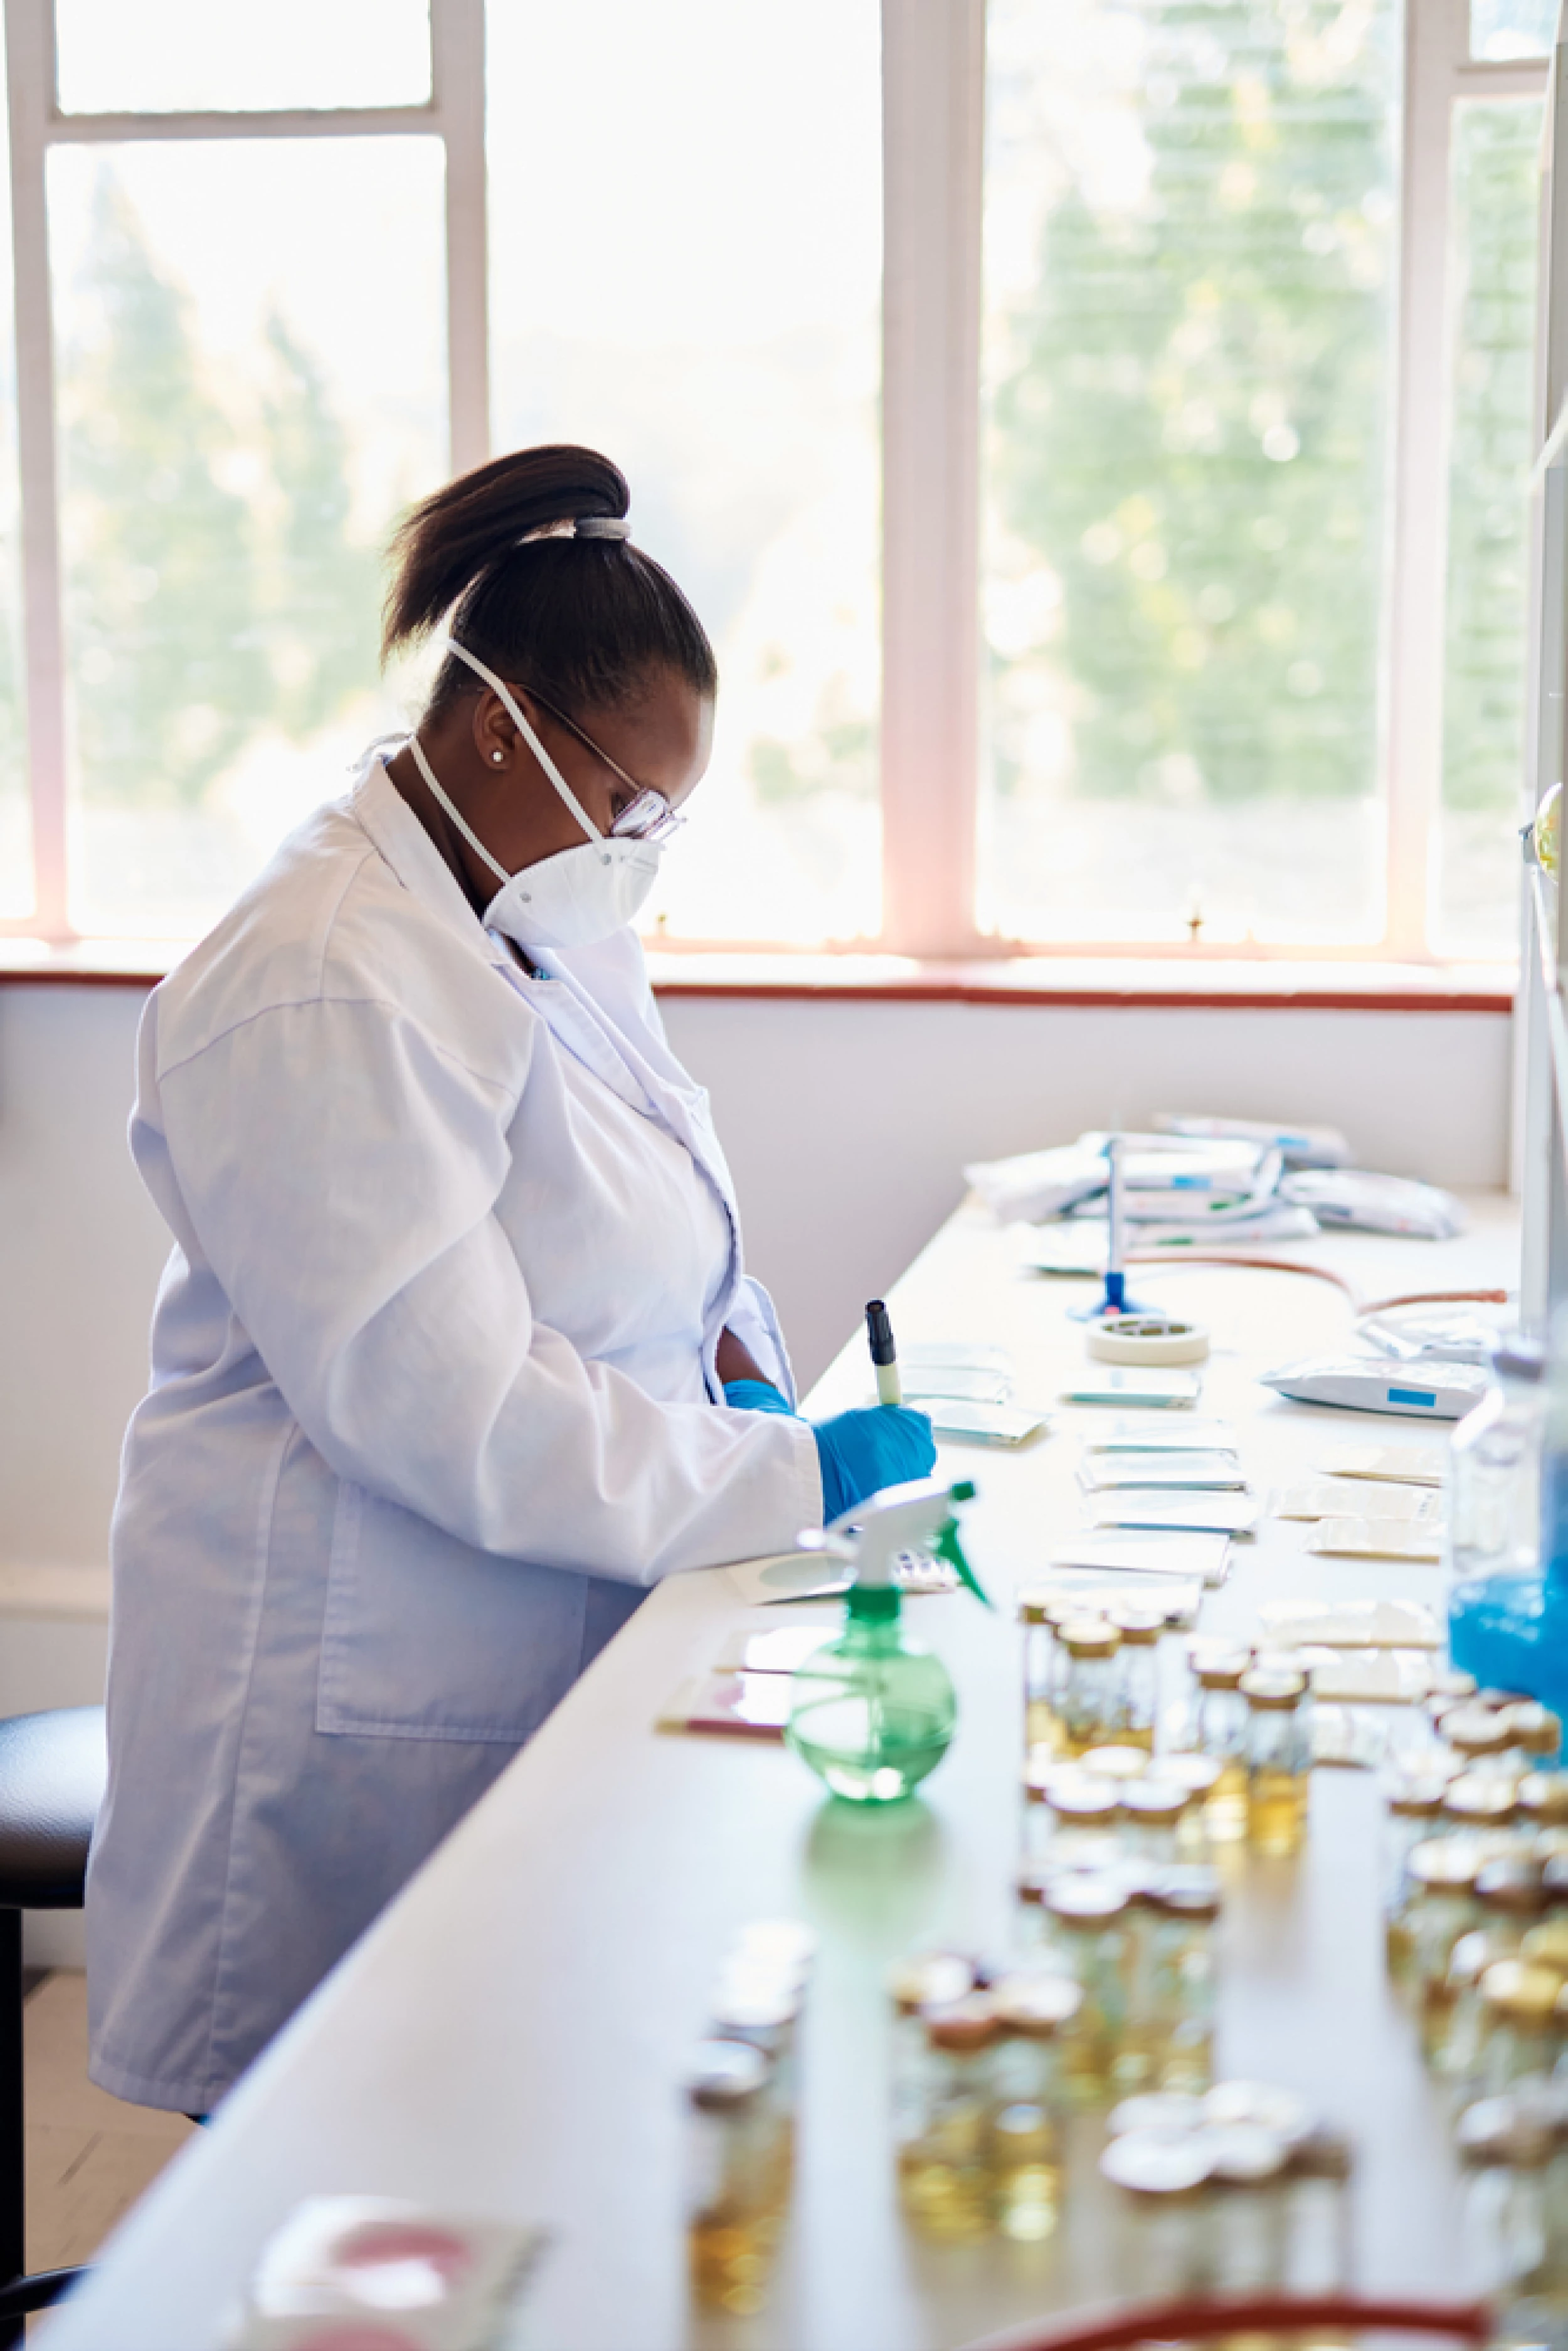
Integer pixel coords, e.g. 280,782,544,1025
1446,1336,1545,1591
786,1480,987,1803
1109,1605,1165,1752
685,2039,792,2315
1057,1618,1126,1757
1241,1669,1311,1855
896,1996,998,2241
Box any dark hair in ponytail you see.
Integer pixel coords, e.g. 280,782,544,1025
382,443,718,722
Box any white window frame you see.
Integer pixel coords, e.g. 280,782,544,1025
0,0,1550,963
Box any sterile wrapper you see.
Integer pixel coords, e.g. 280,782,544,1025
1306,1517,1443,1564
1258,1597,1441,1648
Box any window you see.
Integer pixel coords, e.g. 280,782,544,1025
0,0,1551,967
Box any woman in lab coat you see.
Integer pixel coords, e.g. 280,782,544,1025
85,445,934,2115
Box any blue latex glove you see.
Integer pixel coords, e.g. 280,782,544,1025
723,1379,796,1416
811,1405,936,1522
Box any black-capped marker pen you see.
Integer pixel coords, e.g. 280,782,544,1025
866,1298,902,1406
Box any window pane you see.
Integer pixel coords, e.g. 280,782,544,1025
1470,0,1558,63
1436,100,1542,959
0,38,28,918
979,0,1399,947
51,141,447,938
488,0,882,948
55,0,432,114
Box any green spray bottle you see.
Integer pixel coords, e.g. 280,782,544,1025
785,1478,988,1803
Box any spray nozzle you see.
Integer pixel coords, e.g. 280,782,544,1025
803,1477,989,1607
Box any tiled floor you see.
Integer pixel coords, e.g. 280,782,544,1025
24,1970,194,2276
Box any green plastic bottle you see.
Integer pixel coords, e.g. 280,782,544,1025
785,1478,987,1803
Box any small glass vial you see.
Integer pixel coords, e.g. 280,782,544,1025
1457,2093,1555,2300
1284,2128,1356,2293
1122,1778,1189,1871
1192,1652,1254,1842
1028,1773,1123,1877
1241,1669,1311,1856
1101,2129,1216,2296
896,1995,999,2241
1477,1961,1564,2094
1441,1929,1528,2085
1444,1706,1515,1777
1162,1751,1223,1859
887,1952,976,2145
1205,2122,1291,2293
1383,1778,1451,1980
1057,1617,1126,1757
1501,1704,1564,1776
1399,1836,1484,2007
1110,1605,1165,1752
1519,1771,1568,1840
1039,1874,1132,2104
686,2039,792,2316
1442,1771,1520,1849
988,1971,1080,2242
1019,1584,1067,1759
1136,1865,1221,2094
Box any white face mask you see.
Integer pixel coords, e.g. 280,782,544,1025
405,640,665,952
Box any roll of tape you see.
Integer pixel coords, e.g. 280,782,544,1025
1086,1316,1210,1366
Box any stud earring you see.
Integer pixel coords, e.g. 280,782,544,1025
491,749,505,765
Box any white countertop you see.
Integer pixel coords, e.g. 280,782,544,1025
40,1194,1523,2350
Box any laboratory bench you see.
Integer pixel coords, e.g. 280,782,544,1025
38,1192,1523,2350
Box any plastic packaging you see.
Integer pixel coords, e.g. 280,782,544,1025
225,2199,545,2351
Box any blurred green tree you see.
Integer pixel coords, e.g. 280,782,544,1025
988,0,1398,807
61,171,267,807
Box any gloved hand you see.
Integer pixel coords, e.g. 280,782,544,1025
723,1379,796,1416
811,1405,936,1522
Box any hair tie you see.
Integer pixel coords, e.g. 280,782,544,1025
575,515,630,541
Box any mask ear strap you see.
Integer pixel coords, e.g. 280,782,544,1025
406,733,513,888
445,638,608,852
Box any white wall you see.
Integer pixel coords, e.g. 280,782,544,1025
0,982,1513,1587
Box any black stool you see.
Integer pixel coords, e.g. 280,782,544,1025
0,1707,105,2345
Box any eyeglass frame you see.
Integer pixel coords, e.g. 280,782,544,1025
525,687,687,845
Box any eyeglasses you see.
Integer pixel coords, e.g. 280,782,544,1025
529,689,686,845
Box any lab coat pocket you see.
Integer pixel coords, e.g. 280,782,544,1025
316,1480,588,1744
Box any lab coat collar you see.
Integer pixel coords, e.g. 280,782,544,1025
349,746,513,972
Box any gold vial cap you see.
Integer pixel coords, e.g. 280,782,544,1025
1441,1773,1518,1827
1017,1582,1072,1625
1078,1744,1152,1783
1122,1780,1189,1825
990,1970,1084,2037
1059,1616,1121,1658
1110,1605,1165,1645
1160,1751,1224,1800
1387,1776,1450,1818
924,1993,999,2052
1045,1780,1122,1823
1456,2093,1555,2170
1100,2131,1214,2197
1480,1960,1563,2025
1475,1860,1547,1919
1504,1702,1562,1755
1239,1667,1307,1709
686,2038,772,2111
887,1952,975,2014
1443,1706,1512,1759
1046,1874,1130,1927
1408,1837,1484,1891
1520,1921,1568,1975
1520,1771,1568,1825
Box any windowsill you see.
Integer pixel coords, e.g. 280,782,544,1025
0,936,1518,1011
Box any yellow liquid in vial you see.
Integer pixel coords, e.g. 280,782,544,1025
1061,1719,1118,1761
1248,1768,1308,1857
1203,1757,1249,1842
1385,1915,1415,1985
898,2101,992,2241
1118,1724,1155,1754
1159,2023,1213,2094
689,2202,787,2316
1027,1697,1065,1755
990,2104,1063,2242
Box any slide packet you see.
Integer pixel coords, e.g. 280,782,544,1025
657,1670,792,1741
1259,1596,1441,1648
1083,1418,1238,1453
1088,1490,1260,1536
1319,1443,1446,1488
1274,1480,1443,1524
1306,1517,1443,1563
1079,1451,1246,1492
1046,1530,1231,1586
1060,1369,1202,1407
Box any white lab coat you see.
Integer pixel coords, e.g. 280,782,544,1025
85,751,821,2114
